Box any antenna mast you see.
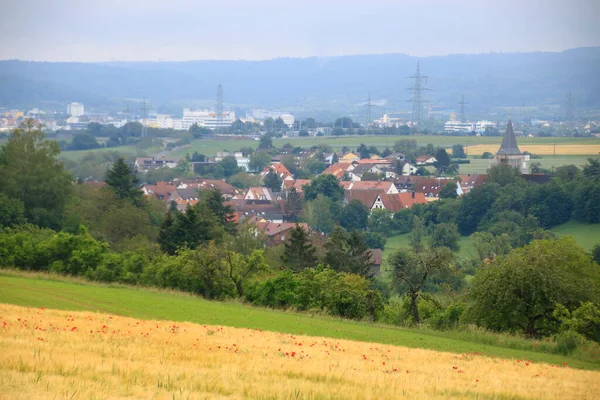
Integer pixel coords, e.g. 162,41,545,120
459,94,469,123
216,84,224,132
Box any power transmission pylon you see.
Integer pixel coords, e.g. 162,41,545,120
141,98,148,138
407,62,429,134
366,92,372,132
566,92,574,128
459,94,469,123
216,84,224,132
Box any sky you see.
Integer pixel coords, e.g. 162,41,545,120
0,0,599,62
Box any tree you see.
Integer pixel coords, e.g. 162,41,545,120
274,117,288,132
593,243,600,265
0,119,72,229
481,151,493,159
304,118,317,129
467,238,600,337
69,133,101,150
302,174,344,202
248,152,271,173
219,156,240,177
456,183,499,235
201,189,236,234
357,143,370,159
304,195,337,234
368,209,394,236
434,148,451,175
451,144,467,158
189,123,211,138
554,165,581,182
263,169,283,192
259,135,273,149
339,200,369,231
0,193,25,228
331,153,339,163
408,216,425,252
438,181,458,199
225,249,269,297
324,228,374,278
391,246,453,324
283,187,303,222
487,164,521,187
470,231,512,261
583,158,600,181
229,171,262,189
263,118,275,132
334,117,353,129
429,223,460,252
281,225,317,272
106,158,143,204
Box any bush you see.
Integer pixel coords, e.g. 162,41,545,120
555,330,584,355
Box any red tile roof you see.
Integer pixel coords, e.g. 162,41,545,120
321,162,352,179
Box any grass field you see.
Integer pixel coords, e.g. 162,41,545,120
1,271,599,371
382,222,600,261
2,304,598,399
59,145,163,162
170,135,600,157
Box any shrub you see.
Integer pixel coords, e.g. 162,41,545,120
555,330,584,355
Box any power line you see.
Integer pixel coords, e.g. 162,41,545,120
407,61,430,134
459,94,469,123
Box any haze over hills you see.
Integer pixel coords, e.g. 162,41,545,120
1,46,599,118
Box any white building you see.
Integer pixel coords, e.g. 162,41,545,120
246,109,295,128
444,113,474,133
181,108,235,130
475,120,496,133
67,102,85,117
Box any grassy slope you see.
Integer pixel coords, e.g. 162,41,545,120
1,272,597,370
383,221,600,262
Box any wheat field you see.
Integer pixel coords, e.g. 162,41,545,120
464,144,600,156
1,304,598,399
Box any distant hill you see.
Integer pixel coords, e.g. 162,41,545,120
1,47,599,116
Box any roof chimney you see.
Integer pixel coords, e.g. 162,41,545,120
412,191,415,199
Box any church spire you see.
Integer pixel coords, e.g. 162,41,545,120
496,120,521,155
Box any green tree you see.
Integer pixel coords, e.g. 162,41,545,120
391,246,454,324
470,231,512,261
219,156,240,177
368,208,394,236
456,183,500,235
409,216,425,252
487,164,521,187
304,195,338,234
583,158,600,181
451,144,467,158
0,193,25,228
467,238,600,337
106,157,143,204
339,200,369,231
429,223,460,252
69,133,101,150
554,165,582,182
258,135,273,149
592,243,600,265
434,148,451,175
0,119,72,229
438,181,458,199
324,228,374,278
225,249,269,297
201,189,236,234
189,123,211,138
357,143,370,159
304,118,317,129
302,174,344,202
283,187,303,222
248,152,271,172
263,169,283,192
229,171,262,189
281,225,317,272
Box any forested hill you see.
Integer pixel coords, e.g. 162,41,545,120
1,47,599,112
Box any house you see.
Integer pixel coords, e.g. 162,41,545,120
369,249,383,277
345,190,428,212
176,179,241,199
142,182,177,201
254,221,310,246
415,156,437,166
402,163,418,176
347,164,383,181
355,158,392,166
457,174,487,195
226,201,284,223
169,188,201,211
414,179,462,199
260,163,293,181
244,187,275,201
341,181,398,194
386,152,406,161
282,179,312,194
135,157,180,171
341,152,360,162
393,176,428,193
380,167,398,179
321,162,353,179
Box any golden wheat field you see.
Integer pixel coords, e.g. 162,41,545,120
1,304,599,400
463,144,600,156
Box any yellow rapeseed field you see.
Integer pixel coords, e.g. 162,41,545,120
463,144,600,156
1,304,599,399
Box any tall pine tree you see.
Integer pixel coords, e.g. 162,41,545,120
281,225,317,272
283,187,303,222
106,158,143,204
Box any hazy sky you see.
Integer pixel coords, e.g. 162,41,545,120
1,0,598,62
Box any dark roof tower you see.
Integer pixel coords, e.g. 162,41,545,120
496,120,521,155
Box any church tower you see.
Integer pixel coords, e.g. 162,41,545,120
489,120,530,174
